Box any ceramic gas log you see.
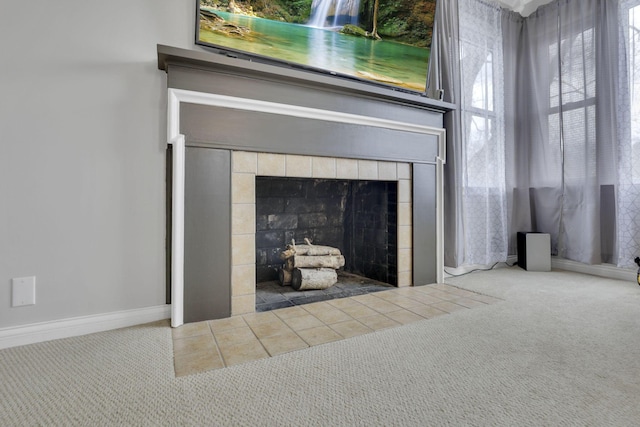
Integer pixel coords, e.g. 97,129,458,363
291,268,338,291
279,239,344,289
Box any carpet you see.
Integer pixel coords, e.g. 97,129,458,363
1,268,639,426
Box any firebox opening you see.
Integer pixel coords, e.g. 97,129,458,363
255,176,398,311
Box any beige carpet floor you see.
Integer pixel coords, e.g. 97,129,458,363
1,268,639,426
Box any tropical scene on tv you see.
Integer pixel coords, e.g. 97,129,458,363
198,0,436,92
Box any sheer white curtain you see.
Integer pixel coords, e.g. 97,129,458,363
437,0,509,267
617,0,640,267
458,0,509,265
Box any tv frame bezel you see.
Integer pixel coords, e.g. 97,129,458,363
194,0,435,98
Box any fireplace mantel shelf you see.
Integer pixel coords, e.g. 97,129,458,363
157,44,455,113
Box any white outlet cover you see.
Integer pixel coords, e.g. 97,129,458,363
12,276,36,307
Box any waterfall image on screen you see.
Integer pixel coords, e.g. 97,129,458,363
196,0,436,93
308,0,360,28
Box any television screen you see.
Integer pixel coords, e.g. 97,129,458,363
196,0,437,94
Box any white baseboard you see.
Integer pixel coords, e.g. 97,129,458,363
0,305,171,350
551,258,636,282
444,256,636,283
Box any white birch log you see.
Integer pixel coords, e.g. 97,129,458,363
293,254,345,269
291,268,338,290
293,245,342,256
280,244,342,260
278,268,292,286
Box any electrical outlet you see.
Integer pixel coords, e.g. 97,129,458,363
12,276,36,307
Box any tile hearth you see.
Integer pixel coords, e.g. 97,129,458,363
172,283,501,377
255,272,394,312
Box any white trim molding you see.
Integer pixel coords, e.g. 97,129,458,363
443,257,636,283
167,89,446,139
436,157,445,283
167,88,447,326
0,305,170,350
169,134,185,328
551,258,636,282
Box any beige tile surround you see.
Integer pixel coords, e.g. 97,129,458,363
230,151,414,316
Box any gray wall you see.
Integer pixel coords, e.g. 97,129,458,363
0,1,194,328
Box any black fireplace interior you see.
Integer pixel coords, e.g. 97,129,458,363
255,176,398,287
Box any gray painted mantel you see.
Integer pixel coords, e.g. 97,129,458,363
157,44,453,326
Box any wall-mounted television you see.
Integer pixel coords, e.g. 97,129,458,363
195,0,437,95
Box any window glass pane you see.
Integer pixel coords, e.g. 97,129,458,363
549,29,595,109
471,53,494,111
465,114,503,188
550,42,560,108
563,105,597,184
466,114,492,159
549,111,561,153
562,28,596,104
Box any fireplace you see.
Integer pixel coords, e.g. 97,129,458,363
255,176,398,286
225,151,415,318
230,156,412,314
158,45,450,327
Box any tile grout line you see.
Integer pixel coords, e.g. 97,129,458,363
207,322,227,368
207,320,231,368
242,316,280,358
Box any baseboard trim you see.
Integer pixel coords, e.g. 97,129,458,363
0,305,171,350
551,258,636,282
444,256,635,283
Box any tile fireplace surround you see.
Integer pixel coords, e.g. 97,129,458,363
158,45,452,327
230,151,413,316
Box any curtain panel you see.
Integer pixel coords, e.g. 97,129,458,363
617,0,640,268
434,0,465,267
515,0,620,265
436,0,509,267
